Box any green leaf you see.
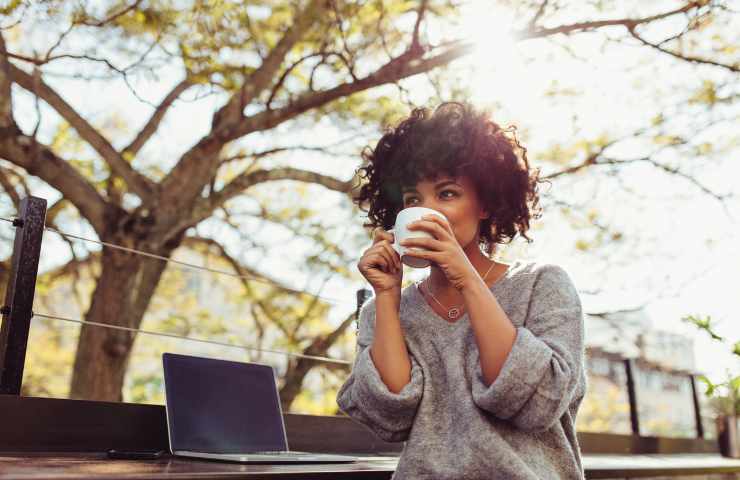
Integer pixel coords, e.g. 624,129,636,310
698,375,716,397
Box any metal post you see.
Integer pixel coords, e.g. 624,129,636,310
624,358,641,436
355,288,372,320
690,374,705,439
0,196,47,395
354,289,372,354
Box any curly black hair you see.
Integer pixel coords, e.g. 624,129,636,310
352,101,545,256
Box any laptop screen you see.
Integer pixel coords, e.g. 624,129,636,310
163,353,288,454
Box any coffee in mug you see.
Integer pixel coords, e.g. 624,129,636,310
389,207,448,268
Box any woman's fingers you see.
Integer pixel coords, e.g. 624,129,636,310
408,219,448,240
369,227,400,273
379,242,401,272
421,215,453,235
372,227,393,245
401,237,438,250
379,242,401,271
363,250,386,274
373,244,396,273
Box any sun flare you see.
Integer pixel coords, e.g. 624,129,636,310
454,1,526,104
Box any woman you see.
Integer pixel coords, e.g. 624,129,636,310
336,102,588,479
337,103,586,480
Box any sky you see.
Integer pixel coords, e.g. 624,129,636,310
1,0,738,385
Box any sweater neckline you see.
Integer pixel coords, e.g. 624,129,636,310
410,259,520,328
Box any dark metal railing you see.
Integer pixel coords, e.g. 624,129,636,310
0,197,47,395
624,358,641,436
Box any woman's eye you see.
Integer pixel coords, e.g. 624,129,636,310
404,192,456,205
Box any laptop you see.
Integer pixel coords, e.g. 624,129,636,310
162,352,356,463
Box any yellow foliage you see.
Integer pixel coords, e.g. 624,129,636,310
653,135,684,146
21,320,76,398
576,381,631,433
50,122,86,156
575,239,590,251
0,0,21,15
695,142,713,155
288,373,343,415
688,80,717,105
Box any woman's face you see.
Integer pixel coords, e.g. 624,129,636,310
400,174,488,250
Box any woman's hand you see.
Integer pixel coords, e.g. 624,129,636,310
401,214,478,291
358,227,403,295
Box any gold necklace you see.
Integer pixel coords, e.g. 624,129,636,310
420,262,496,320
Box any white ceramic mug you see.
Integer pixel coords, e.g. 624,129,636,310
389,207,448,268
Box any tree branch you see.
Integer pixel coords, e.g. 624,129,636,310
8,64,156,200
328,2,359,83
76,0,145,28
123,78,192,158
159,0,329,212
411,0,429,51
181,235,316,299
278,310,355,408
0,33,13,128
186,167,351,231
527,0,550,31
160,1,727,223
522,1,707,39
45,197,68,224
627,25,739,72
307,311,356,361
210,0,329,131
543,152,601,179
544,145,731,207
0,165,20,207
601,155,732,202
221,144,354,166
223,40,473,143
0,131,107,232
267,51,325,107
153,40,469,238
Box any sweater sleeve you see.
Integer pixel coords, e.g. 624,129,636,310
471,264,586,432
335,297,424,442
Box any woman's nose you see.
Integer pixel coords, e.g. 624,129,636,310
418,202,442,214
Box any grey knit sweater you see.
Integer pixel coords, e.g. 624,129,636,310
336,260,588,479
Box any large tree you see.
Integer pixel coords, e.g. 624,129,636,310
0,0,736,402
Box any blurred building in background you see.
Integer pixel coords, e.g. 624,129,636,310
580,306,711,438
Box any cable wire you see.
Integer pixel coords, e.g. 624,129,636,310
0,216,356,306
33,311,352,366
3,213,365,365
44,225,350,306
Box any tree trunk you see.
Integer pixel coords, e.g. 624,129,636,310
69,237,171,401
0,258,9,303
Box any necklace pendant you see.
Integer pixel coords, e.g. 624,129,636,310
448,307,461,319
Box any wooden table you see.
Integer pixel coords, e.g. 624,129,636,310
1,452,739,479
